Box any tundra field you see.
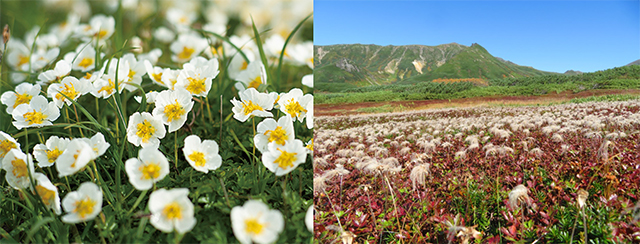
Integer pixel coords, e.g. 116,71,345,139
313,100,640,243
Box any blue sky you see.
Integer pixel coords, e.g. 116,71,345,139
314,0,640,73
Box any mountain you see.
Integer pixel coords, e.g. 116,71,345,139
564,70,583,75
314,43,558,92
626,59,640,66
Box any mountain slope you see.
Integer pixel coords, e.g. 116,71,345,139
401,44,556,83
314,43,558,92
626,59,640,66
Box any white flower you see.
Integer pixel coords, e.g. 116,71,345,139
305,139,313,154
301,74,313,88
125,147,170,190
287,41,313,69
0,131,20,161
134,91,159,104
91,73,125,99
137,48,163,65
1,82,41,114
126,112,166,148
6,39,31,71
264,34,286,60
153,26,175,44
37,59,71,86
161,69,180,90
70,43,100,72
30,47,60,71
148,188,196,234
79,132,110,159
170,33,208,63
166,8,196,33
305,205,313,233
175,57,219,97
227,51,256,80
261,139,308,176
254,115,295,153
231,200,284,244
50,13,80,42
61,182,102,224
120,53,147,92
33,136,70,168
47,76,92,108
33,172,62,215
152,89,194,132
182,135,222,173
79,69,103,84
144,60,167,88
12,95,60,130
2,149,34,190
230,88,274,122
234,60,267,92
277,88,312,123
305,96,313,129
75,14,115,43
56,139,94,177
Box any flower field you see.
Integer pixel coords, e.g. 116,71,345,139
314,100,640,243
0,0,313,243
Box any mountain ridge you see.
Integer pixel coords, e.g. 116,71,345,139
314,43,558,92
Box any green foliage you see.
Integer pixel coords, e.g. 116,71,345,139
314,43,557,92
0,1,313,243
317,65,640,104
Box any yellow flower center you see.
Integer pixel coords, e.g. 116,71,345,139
136,119,156,143
97,79,115,95
274,148,297,170
11,158,28,178
98,30,108,39
245,218,264,235
284,98,307,118
306,139,313,152
248,76,262,90
70,150,81,168
265,126,287,145
18,54,29,67
188,151,206,167
162,202,182,220
35,185,55,206
186,77,206,95
46,148,62,163
83,72,92,80
78,57,94,69
0,140,17,157
152,72,163,82
55,82,79,102
13,93,32,108
240,61,248,71
242,100,263,116
24,110,46,125
139,163,161,180
74,197,96,218
177,46,195,60
128,69,136,81
163,100,185,122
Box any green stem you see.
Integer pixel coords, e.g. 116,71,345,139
174,132,178,171
127,190,148,216
205,96,213,124
218,177,231,207
72,104,84,137
384,175,401,230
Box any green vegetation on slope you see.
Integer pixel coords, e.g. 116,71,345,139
314,43,557,92
316,65,640,104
